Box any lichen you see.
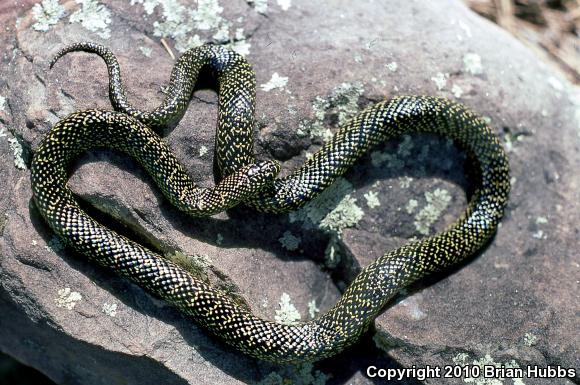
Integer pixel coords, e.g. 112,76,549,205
260,72,288,92
139,0,248,54
405,199,418,214
274,293,301,325
523,333,538,346
199,145,208,157
8,137,27,170
463,53,483,75
452,353,523,385
413,188,451,235
289,177,363,235
431,72,449,90
216,233,224,245
55,288,82,310
32,0,65,32
452,83,464,98
319,194,364,234
276,0,291,11
532,230,545,240
385,62,398,72
547,76,564,92
167,250,212,277
102,302,118,317
297,82,364,141
192,0,223,30
307,299,319,319
69,0,112,39
364,190,380,208
255,363,328,385
139,46,153,57
278,230,301,251
371,134,414,170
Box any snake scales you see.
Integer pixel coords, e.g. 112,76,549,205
31,42,510,363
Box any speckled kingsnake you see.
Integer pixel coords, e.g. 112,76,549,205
31,42,510,363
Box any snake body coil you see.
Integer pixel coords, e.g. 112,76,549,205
31,43,510,363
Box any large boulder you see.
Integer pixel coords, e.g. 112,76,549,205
0,0,577,384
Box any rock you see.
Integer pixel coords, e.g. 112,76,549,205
0,0,578,385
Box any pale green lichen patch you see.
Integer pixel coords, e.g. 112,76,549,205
276,0,291,11
297,82,364,141
260,72,288,92
523,333,538,346
431,72,449,90
199,145,208,157
289,178,364,235
167,250,212,277
532,216,548,240
8,137,27,170
307,299,319,319
133,0,250,54
69,0,112,39
102,302,118,317
452,83,464,98
255,363,328,385
32,0,65,32
319,194,364,234
139,46,153,57
406,199,418,214
385,62,398,72
216,233,224,245
274,293,301,325
503,132,526,153
452,353,524,385
463,53,483,75
56,288,82,310
278,230,301,251
364,190,381,208
413,188,452,235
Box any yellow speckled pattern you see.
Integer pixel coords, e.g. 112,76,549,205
32,43,510,363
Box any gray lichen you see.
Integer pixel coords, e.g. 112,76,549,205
8,137,27,170
255,363,328,385
452,353,524,385
167,250,212,278
463,53,483,75
69,0,112,39
297,82,364,141
278,230,301,251
101,302,118,317
260,72,289,92
274,293,301,325
55,288,82,310
32,0,65,32
289,177,363,235
413,188,452,235
363,190,381,208
133,0,250,54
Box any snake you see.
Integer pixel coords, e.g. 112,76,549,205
31,42,510,363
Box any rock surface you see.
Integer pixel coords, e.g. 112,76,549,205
0,0,579,385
